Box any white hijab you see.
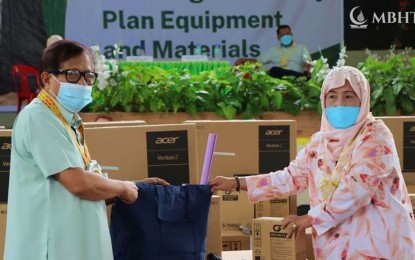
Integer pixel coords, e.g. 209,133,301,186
320,66,375,161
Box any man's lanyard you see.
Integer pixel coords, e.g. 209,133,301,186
277,43,296,68
37,89,91,168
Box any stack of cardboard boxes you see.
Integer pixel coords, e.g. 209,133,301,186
252,217,306,260
4,116,415,259
188,120,302,258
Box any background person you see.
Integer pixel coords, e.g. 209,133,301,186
234,25,311,78
46,34,63,48
259,24,311,78
209,66,415,259
4,39,169,260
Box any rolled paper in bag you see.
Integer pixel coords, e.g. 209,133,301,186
200,133,217,184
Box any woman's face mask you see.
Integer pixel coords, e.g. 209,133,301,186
326,106,360,129
324,82,361,129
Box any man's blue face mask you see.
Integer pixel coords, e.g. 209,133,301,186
325,106,360,129
280,35,293,46
51,75,93,113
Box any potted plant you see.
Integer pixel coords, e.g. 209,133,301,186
85,45,415,119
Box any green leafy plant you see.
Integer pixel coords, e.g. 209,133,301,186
87,45,415,118
358,47,415,116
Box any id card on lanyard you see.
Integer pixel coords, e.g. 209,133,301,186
87,160,108,178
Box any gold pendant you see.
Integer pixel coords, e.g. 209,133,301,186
280,56,288,68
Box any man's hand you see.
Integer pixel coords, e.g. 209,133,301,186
118,181,138,204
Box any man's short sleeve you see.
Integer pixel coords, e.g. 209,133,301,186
16,109,85,178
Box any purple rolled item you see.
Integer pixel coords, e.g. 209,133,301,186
200,133,217,184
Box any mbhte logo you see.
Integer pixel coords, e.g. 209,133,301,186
350,6,368,29
350,6,415,30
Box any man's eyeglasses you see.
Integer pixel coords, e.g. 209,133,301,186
48,69,98,86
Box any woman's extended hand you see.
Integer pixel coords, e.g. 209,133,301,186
281,214,312,240
208,176,236,192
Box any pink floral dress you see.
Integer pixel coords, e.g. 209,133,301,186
246,120,415,259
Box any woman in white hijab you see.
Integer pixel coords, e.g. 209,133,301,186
209,66,415,259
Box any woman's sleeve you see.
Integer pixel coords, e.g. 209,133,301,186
308,128,395,235
246,143,311,203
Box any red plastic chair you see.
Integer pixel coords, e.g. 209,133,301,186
11,64,41,113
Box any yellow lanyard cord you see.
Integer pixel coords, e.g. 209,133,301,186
37,89,91,168
320,124,366,201
277,43,296,68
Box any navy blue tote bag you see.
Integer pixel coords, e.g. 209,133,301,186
110,183,213,260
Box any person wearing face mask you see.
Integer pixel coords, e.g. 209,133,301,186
209,66,415,259
4,40,169,260
258,24,311,78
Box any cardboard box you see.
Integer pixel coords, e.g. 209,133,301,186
219,190,297,232
0,130,12,204
186,120,297,231
376,117,415,185
407,185,415,193
252,217,306,260
85,124,199,185
185,120,297,179
206,195,222,257
255,196,297,218
221,230,251,251
83,120,146,128
87,124,199,227
0,204,7,258
305,227,315,260
218,190,253,231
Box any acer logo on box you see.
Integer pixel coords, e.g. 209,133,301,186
404,122,415,136
1,143,11,150
265,130,284,136
147,130,188,150
155,137,179,144
259,125,289,139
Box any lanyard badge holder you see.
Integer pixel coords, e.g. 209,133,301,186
87,160,119,178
